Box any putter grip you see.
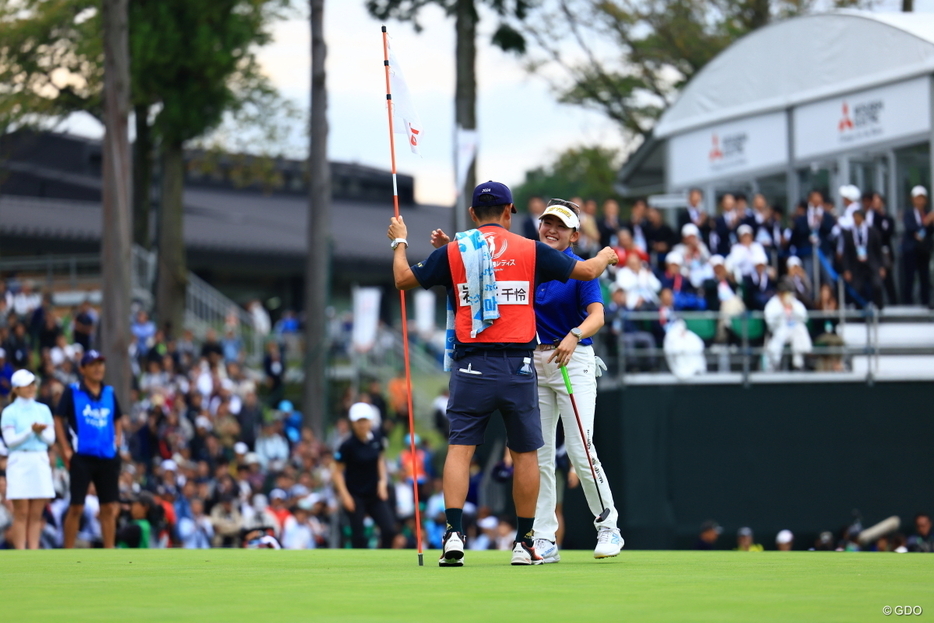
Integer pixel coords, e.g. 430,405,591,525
560,365,573,395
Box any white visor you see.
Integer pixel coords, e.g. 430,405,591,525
539,205,581,229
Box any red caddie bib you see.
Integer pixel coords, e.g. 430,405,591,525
447,225,537,344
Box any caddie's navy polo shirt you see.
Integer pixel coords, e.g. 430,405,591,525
410,224,578,351
534,246,603,346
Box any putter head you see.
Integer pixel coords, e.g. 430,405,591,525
597,508,611,523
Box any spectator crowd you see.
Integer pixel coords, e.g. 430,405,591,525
521,184,934,373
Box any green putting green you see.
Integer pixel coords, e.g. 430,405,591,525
2,549,930,622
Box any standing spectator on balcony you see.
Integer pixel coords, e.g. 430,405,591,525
901,186,934,306
521,196,546,240
791,190,836,280
677,189,711,250
842,210,885,309
131,311,156,359
72,300,96,352
836,184,862,233
598,199,623,247
869,193,898,305
710,193,740,256
625,198,650,253
764,283,812,371
646,207,678,268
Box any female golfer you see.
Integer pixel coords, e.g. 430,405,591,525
1,369,55,549
332,402,396,548
532,199,623,562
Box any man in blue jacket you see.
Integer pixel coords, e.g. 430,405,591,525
54,350,124,548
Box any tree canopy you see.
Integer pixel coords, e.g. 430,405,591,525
512,145,621,211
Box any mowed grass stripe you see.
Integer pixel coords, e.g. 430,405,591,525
1,550,930,623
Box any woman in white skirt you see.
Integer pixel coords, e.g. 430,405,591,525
1,369,55,549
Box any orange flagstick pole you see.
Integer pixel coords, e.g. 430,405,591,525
382,25,424,567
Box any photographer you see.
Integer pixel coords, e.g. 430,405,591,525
116,491,163,549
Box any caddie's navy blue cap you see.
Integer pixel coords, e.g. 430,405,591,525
80,350,106,367
472,181,516,213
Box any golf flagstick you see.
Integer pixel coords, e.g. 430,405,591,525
381,26,424,566
559,365,611,523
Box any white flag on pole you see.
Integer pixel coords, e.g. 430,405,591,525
388,41,423,155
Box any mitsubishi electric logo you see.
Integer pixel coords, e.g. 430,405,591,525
838,99,884,142
708,131,748,171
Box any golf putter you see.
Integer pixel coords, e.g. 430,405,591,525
560,365,611,523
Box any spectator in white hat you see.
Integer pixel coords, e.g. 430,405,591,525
332,402,395,549
836,184,862,231
670,223,712,287
781,256,814,309
901,185,934,306
1,369,55,549
776,529,794,551
725,223,767,282
743,247,777,311
703,255,744,341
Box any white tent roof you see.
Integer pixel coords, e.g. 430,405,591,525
654,11,934,138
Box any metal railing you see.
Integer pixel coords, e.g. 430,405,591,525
602,307,934,386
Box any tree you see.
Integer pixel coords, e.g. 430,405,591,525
512,145,621,210
100,0,132,408
304,0,330,437
523,0,858,141
366,0,531,229
0,0,289,332
136,0,288,335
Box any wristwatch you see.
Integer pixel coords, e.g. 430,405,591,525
390,238,408,250
570,327,583,342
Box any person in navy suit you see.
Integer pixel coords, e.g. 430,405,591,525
901,186,934,306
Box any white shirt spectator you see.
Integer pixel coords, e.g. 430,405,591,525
764,292,813,371
12,289,41,317
282,514,316,549
726,241,767,281
249,301,271,336
178,515,214,548
670,240,712,287
255,432,290,471
615,265,662,309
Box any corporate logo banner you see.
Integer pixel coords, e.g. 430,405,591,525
669,112,788,187
794,77,930,160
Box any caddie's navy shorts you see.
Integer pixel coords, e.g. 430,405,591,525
446,350,543,453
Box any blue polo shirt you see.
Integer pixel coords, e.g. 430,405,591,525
534,247,603,346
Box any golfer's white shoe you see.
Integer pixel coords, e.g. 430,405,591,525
439,531,465,567
534,538,561,563
511,541,544,565
594,527,624,559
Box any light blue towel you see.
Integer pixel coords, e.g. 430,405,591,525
443,229,499,371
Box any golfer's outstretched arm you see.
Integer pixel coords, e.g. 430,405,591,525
570,247,619,281
388,216,419,290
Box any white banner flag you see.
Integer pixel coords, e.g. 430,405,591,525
455,126,478,196
352,287,382,353
388,41,423,155
414,289,436,338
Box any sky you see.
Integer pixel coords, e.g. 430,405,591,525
59,0,934,206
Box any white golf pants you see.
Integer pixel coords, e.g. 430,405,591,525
533,345,618,543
